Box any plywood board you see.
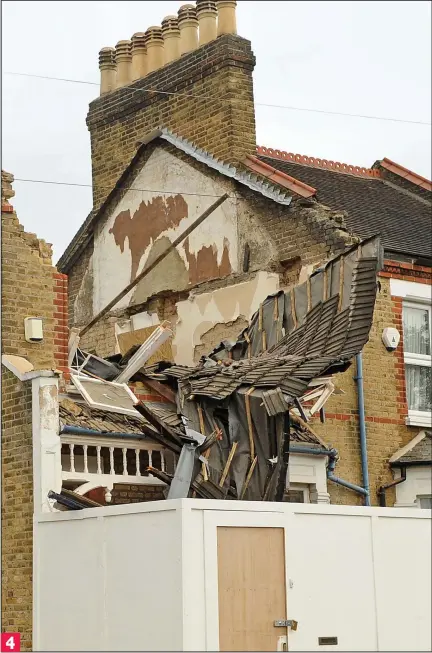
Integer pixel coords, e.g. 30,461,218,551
217,526,287,651
117,326,173,364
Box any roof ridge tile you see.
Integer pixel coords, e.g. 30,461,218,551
257,145,381,179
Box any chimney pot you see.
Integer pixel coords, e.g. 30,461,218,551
162,16,181,64
115,40,132,88
216,0,237,36
196,0,218,45
178,4,199,55
145,26,165,73
131,32,147,80
98,47,116,95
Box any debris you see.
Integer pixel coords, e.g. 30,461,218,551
115,321,173,383
54,235,382,506
70,374,141,419
48,488,103,510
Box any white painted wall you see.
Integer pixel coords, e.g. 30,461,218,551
35,500,431,652
32,375,62,514
34,503,183,652
393,465,432,507
92,148,237,314
289,453,330,503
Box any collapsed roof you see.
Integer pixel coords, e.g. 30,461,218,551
62,235,382,505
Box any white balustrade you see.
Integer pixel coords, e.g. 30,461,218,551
60,433,173,492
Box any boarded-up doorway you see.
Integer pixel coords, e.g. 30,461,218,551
217,526,287,651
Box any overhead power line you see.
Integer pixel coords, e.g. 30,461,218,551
4,70,431,126
13,177,231,199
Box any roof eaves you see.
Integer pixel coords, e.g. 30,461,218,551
379,158,432,192
158,128,293,205
58,129,293,272
244,154,316,198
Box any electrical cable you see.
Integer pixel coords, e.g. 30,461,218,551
4,71,430,126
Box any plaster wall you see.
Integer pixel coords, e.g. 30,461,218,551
92,148,238,314
173,271,280,365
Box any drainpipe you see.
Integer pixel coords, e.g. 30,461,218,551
377,466,407,507
289,445,368,497
354,353,371,506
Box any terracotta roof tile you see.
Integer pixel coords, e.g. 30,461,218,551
379,158,432,192
256,146,380,179
256,148,432,260
244,154,316,197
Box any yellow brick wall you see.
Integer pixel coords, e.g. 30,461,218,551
86,35,256,213
1,175,68,650
1,368,33,650
313,271,431,506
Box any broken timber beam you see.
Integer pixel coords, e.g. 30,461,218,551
134,402,182,453
79,193,229,337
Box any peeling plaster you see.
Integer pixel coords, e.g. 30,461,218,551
93,148,238,314
193,316,249,362
39,384,58,430
173,271,279,365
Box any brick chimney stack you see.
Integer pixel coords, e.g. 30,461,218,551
88,0,256,212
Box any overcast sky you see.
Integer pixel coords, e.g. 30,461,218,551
2,1,431,263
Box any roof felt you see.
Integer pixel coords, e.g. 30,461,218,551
257,154,432,261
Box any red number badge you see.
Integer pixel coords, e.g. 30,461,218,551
1,633,20,652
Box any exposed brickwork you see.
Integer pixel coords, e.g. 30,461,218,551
314,264,431,506
1,173,69,649
53,272,69,378
380,259,431,283
110,483,166,504
1,368,33,651
67,244,93,329
87,35,256,212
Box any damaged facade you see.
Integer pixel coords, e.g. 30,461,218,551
1,2,431,648
58,0,431,509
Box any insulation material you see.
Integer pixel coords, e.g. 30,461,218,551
117,325,174,363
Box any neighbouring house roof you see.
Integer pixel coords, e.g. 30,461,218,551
389,431,432,466
57,128,292,273
255,146,432,261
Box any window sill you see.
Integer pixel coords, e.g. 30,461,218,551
406,413,432,428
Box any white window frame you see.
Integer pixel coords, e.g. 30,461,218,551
402,299,432,427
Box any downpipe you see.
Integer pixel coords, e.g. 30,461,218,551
377,466,407,507
354,353,371,506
